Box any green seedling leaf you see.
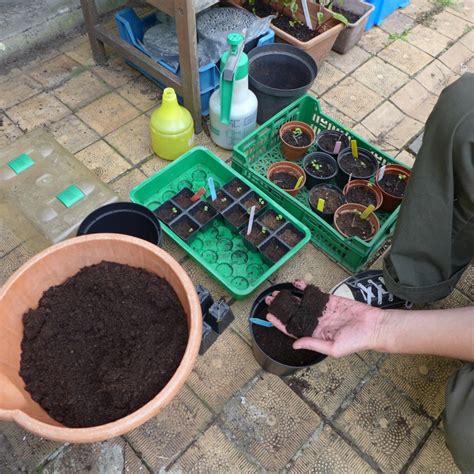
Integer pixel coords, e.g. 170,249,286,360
316,11,325,25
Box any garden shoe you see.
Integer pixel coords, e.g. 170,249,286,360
331,270,412,309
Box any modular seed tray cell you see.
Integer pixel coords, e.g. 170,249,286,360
130,147,311,299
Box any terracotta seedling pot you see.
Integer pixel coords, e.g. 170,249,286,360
0,234,202,443
267,161,306,197
279,121,315,161
375,164,411,212
334,203,380,241
343,179,383,211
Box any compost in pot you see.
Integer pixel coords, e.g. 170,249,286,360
20,261,188,428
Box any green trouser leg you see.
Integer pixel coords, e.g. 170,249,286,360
383,73,474,304
444,363,474,472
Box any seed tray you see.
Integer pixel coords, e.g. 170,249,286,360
232,95,409,272
130,147,311,299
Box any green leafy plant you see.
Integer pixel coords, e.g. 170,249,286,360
172,207,178,214
258,197,266,206
188,227,194,233
317,0,349,26
236,186,242,193
292,127,303,138
388,29,410,41
204,205,209,212
276,214,283,221
261,226,268,234
311,161,322,171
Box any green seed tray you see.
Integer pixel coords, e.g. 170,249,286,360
232,95,408,273
130,147,311,299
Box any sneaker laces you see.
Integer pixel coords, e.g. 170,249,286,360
357,277,393,306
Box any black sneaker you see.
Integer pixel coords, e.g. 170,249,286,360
331,270,413,309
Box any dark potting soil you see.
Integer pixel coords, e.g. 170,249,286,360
271,171,298,190
268,290,300,324
331,5,361,23
278,226,303,247
155,201,181,224
305,159,336,178
242,192,266,212
20,261,188,428
224,179,250,199
318,132,349,154
190,203,216,226
211,190,233,213
340,154,376,178
310,187,344,213
171,215,198,240
262,238,289,262
259,209,285,231
379,174,408,197
245,224,270,247
283,130,312,148
272,15,317,42
337,212,374,240
345,186,377,207
225,205,249,229
173,188,194,209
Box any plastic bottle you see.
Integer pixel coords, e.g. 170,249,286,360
150,88,194,161
210,33,258,150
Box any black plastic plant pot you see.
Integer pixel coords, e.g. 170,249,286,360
200,321,218,355
77,202,163,246
222,203,250,233
303,152,338,189
257,209,286,232
259,236,290,265
240,190,268,216
196,284,214,316
169,214,200,243
173,187,195,209
337,147,379,187
308,184,345,223
209,188,234,214
223,177,250,199
189,201,218,231
249,283,327,376
316,130,350,157
154,200,182,224
248,43,318,124
276,223,305,248
205,298,235,334
240,221,271,253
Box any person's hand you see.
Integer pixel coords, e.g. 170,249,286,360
265,280,383,358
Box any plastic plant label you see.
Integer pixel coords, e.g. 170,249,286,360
246,205,256,235
294,175,304,190
191,187,206,202
333,140,342,154
208,177,217,201
56,185,86,208
351,140,359,159
360,204,376,220
8,153,34,174
379,165,386,181
317,198,325,212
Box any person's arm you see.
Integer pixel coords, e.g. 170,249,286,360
373,306,474,361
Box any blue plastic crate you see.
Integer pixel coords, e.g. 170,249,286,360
115,7,275,115
364,0,411,29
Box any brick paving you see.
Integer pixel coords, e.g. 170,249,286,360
0,0,473,471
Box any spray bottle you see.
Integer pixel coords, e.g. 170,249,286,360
210,33,258,150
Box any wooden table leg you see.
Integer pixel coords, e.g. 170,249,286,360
174,0,202,134
80,0,107,64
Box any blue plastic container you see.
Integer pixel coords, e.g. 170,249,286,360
115,7,275,115
364,0,411,29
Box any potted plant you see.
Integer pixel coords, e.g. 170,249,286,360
241,222,270,252
241,191,267,215
267,161,306,196
209,189,235,213
329,0,375,54
155,201,182,224
375,164,411,212
170,215,200,242
226,0,346,64
316,129,350,157
334,203,380,241
303,151,338,188
258,209,287,231
343,179,383,210
223,178,250,199
279,121,316,161
337,147,379,187
308,183,345,223
189,202,218,231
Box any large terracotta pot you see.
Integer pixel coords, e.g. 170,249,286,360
0,234,202,443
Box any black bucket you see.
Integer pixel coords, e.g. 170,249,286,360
78,202,163,246
248,43,318,124
249,283,326,376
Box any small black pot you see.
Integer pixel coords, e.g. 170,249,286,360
316,130,350,157
308,184,345,223
337,147,379,187
249,283,327,376
303,152,338,189
78,202,163,246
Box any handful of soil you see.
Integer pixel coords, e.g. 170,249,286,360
20,261,188,428
268,285,329,338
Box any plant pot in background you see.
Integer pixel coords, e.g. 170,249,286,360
247,43,318,124
334,203,380,241
337,147,379,187
308,183,345,223
279,121,316,161
303,152,338,188
332,0,375,54
0,234,202,443
316,130,350,157
343,179,383,210
267,161,306,197
249,283,327,376
78,202,163,246
375,164,411,212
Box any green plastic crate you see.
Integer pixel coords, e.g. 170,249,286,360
130,147,311,299
233,95,407,273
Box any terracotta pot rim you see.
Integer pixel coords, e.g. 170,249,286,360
279,121,315,151
267,161,306,193
343,179,383,210
0,234,202,443
334,203,380,241
375,165,411,199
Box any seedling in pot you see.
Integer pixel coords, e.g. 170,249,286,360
308,184,345,223
279,121,315,161
316,0,349,29
316,130,350,157
343,179,382,209
334,203,379,241
190,201,218,228
206,298,234,334
303,152,337,188
241,191,267,214
154,201,182,224
337,147,378,186
223,178,250,199
258,209,286,231
170,215,200,242
241,221,269,252
210,189,234,213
